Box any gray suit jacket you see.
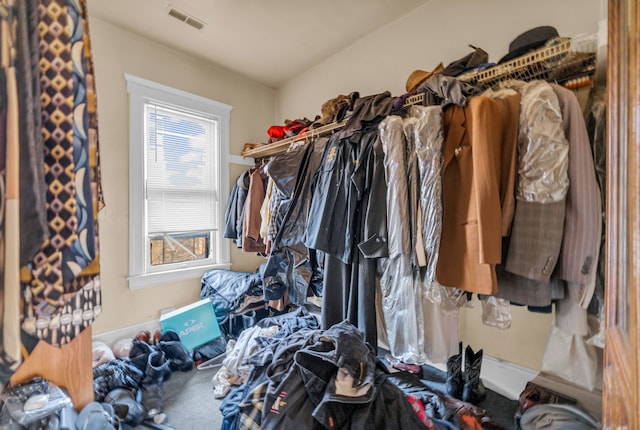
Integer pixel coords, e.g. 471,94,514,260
551,84,602,291
503,80,568,283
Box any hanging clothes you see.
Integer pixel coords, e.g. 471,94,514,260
29,0,79,296
224,169,251,249
379,114,423,363
259,178,274,250
304,91,394,350
550,83,601,306
1,0,103,381
436,92,520,295
309,128,387,351
583,86,606,348
53,0,104,346
242,166,268,254
500,80,569,284
494,84,601,308
304,92,393,264
380,116,411,260
261,137,326,305
0,67,14,383
483,86,560,307
15,0,47,265
378,104,461,364
412,105,459,362
410,105,445,288
19,0,103,349
1,7,24,375
66,0,98,274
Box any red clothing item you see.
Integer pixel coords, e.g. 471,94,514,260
267,125,285,139
460,414,483,430
406,395,435,429
267,118,314,142
283,120,307,136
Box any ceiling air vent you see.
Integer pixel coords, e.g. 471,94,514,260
167,5,205,30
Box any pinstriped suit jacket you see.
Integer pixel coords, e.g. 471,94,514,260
551,84,602,288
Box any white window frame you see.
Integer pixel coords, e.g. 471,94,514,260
125,73,231,289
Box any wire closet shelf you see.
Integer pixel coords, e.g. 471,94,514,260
243,37,596,160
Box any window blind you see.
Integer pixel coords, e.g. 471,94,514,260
145,102,218,235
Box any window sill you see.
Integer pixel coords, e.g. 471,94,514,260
127,263,231,290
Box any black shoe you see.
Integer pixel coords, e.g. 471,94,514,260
462,345,486,404
158,340,194,372
105,387,144,427
445,342,463,399
159,330,181,343
158,330,193,372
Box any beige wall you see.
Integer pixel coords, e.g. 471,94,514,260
89,17,272,334
90,0,604,371
275,0,603,371
276,0,603,120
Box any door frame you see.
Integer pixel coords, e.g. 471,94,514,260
604,0,639,427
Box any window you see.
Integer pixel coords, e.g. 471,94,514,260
125,74,231,289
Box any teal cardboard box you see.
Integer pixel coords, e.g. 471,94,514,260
159,299,221,350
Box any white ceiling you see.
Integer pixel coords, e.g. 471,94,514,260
87,0,430,89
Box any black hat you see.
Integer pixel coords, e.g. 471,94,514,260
498,26,560,63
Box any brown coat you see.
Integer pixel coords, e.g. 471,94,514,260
242,167,267,253
436,94,520,295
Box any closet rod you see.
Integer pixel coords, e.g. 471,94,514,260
242,119,347,159
242,95,424,159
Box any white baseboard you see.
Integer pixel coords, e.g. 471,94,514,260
481,355,539,400
92,320,160,347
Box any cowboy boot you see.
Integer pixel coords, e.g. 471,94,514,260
445,342,463,399
462,345,486,404
141,350,171,424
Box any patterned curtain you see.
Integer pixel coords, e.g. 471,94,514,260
0,0,103,384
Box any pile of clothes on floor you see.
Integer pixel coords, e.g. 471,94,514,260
0,377,77,429
0,329,193,429
89,328,195,429
213,306,509,430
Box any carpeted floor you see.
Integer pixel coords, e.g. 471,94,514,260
134,366,223,430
